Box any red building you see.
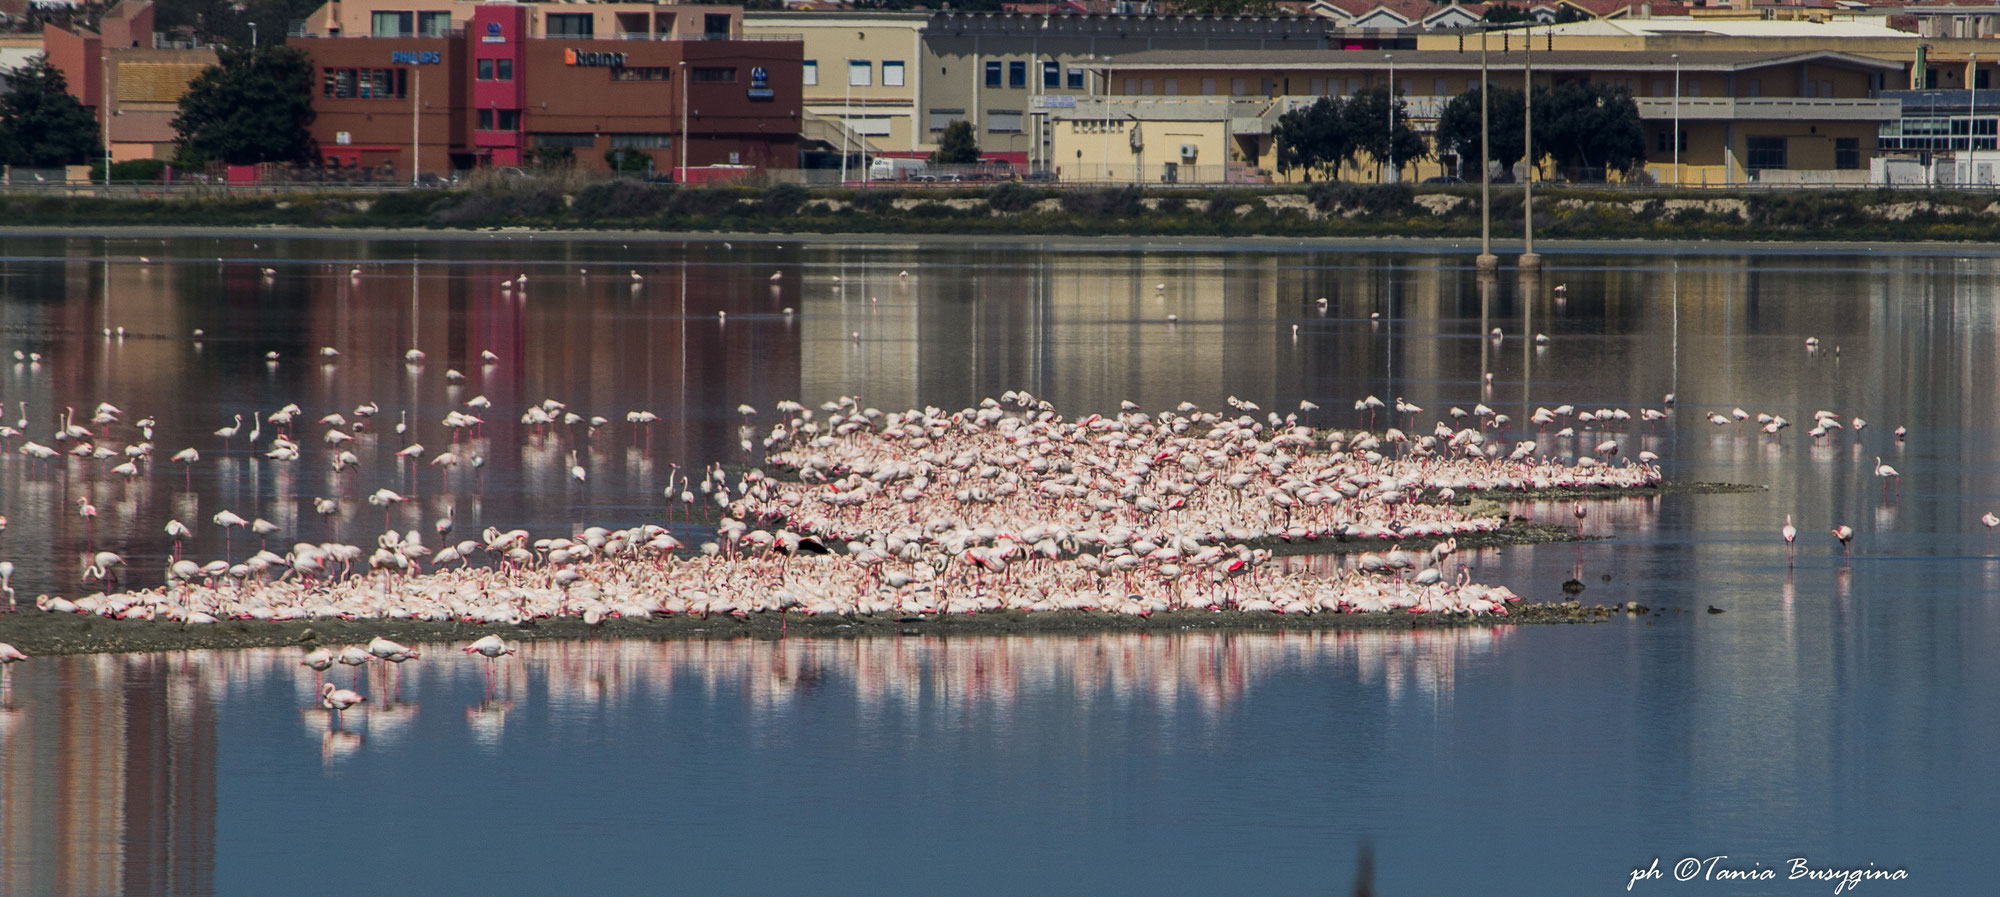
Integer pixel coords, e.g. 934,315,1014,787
293,3,801,177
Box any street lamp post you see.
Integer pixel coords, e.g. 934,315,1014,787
1102,55,1114,182
1671,53,1680,188
1385,52,1395,183
101,50,110,186
680,59,690,182
1477,27,1496,271
1521,20,1539,271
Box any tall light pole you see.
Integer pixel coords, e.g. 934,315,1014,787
1385,52,1395,183
1477,27,1495,271
411,67,421,186
1970,53,1979,160
680,59,690,182
1671,53,1680,188
100,48,111,186
839,60,850,183
1520,19,1539,271
1102,54,1113,182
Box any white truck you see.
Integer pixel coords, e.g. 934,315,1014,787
868,157,929,181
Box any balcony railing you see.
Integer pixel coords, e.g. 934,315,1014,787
1633,96,1902,121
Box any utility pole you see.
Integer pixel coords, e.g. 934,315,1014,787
1477,27,1496,272
1520,19,1540,272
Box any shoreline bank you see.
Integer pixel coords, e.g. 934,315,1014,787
8,182,2000,244
0,601,1632,656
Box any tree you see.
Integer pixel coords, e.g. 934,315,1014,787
1341,86,1427,179
930,120,980,165
1533,81,1645,180
173,45,316,166
0,56,102,168
1434,86,1526,180
1273,96,1356,182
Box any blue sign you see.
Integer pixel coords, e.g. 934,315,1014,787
748,66,772,100
391,51,442,65
486,21,501,34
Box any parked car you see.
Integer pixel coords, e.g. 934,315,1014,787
1423,175,1466,185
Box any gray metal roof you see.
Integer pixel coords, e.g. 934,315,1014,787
1101,48,1906,73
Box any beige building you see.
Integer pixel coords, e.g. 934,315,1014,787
1094,48,1903,186
743,12,928,169
297,0,742,39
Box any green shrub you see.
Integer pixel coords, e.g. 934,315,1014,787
761,183,808,215
367,189,454,222
570,180,673,219
984,182,1043,213
1060,185,1143,217
1307,181,1414,215
665,187,739,217
848,189,901,213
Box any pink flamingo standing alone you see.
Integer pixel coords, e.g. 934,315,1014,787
319,682,365,728
1782,515,1797,565
1874,456,1900,501
1832,525,1854,559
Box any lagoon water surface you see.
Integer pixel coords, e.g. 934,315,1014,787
0,234,1995,895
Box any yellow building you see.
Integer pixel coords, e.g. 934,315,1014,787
1089,47,1903,186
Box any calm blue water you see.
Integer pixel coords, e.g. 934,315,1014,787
1,234,1996,895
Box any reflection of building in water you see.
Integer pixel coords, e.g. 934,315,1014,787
0,655,216,897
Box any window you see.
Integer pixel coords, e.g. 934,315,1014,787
1687,81,1701,97
1009,60,1026,88
1066,67,1084,89
1123,78,1136,94
1140,79,1153,94
1656,128,1684,153
1164,78,1178,96
884,60,905,87
371,11,412,37
849,60,870,87
985,61,1002,88
1044,61,1059,88
1820,79,1834,98
610,133,672,149
532,133,596,148
417,11,450,36
1980,70,1993,90
546,13,593,38
988,109,1022,132
704,13,731,37
477,109,520,130
927,108,964,131
1746,136,1786,171
1835,137,1860,170
803,60,817,86
611,67,672,82
1434,78,1447,96
1201,77,1216,95
1803,79,1817,98
1231,78,1248,96
692,67,737,83
322,68,407,99
478,58,493,80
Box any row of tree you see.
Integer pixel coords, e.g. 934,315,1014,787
0,46,315,172
1274,82,1646,183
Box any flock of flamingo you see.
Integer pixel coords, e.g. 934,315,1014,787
0,369,1689,703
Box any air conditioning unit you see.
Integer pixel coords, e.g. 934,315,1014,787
1179,144,1198,160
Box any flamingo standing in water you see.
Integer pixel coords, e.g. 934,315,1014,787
463,634,515,693
1782,515,1797,565
171,447,199,488
1831,524,1854,559
212,509,248,558
1874,456,1900,501
214,414,242,453
319,682,365,728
